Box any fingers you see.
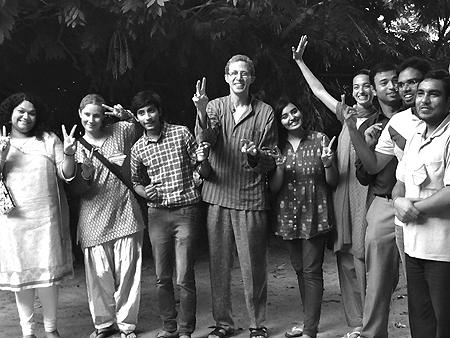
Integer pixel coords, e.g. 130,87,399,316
69,124,77,137
195,80,201,96
102,103,114,112
328,136,336,149
195,77,207,96
201,77,206,95
321,136,326,148
341,94,346,104
61,124,68,138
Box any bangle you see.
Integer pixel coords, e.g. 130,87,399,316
81,171,92,180
64,152,74,156
324,164,332,169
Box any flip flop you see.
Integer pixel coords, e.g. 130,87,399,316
285,325,303,338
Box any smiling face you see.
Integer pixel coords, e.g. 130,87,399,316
373,70,400,105
10,100,36,137
352,74,374,108
415,78,449,130
79,103,105,136
398,67,423,108
280,103,303,131
136,104,162,136
225,61,255,97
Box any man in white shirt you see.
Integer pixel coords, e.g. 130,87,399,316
393,69,450,338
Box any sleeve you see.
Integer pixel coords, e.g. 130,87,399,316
444,136,450,186
355,158,377,186
396,146,406,183
184,127,198,165
375,119,395,156
195,100,221,146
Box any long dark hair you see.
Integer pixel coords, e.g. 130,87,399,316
0,92,50,139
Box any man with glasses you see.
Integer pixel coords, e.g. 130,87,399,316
345,58,431,338
192,55,277,338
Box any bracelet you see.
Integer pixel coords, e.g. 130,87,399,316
64,152,75,156
81,171,92,180
324,164,332,169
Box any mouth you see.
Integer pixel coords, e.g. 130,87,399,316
402,93,414,101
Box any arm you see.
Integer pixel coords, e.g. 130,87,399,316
268,164,285,194
293,36,339,114
346,113,392,174
414,186,450,215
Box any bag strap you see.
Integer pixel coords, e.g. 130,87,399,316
78,137,135,192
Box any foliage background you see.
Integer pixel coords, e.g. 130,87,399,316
1,0,450,136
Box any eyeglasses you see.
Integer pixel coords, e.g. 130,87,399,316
397,78,420,89
227,71,251,79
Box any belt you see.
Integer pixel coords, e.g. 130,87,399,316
374,194,392,200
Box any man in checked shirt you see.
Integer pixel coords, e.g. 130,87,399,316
192,55,278,338
130,90,210,338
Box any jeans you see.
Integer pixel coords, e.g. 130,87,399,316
148,204,199,335
406,254,450,338
285,234,327,338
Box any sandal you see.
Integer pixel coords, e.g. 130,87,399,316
207,326,235,338
89,325,116,338
342,332,361,338
285,325,303,338
121,331,137,338
156,330,179,338
249,327,268,338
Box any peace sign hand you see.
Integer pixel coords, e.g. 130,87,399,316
62,124,77,156
0,126,10,152
292,35,308,63
102,103,137,122
321,136,336,167
192,77,209,114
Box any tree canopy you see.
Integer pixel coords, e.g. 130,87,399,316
0,0,447,132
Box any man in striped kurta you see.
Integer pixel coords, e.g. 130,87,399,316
193,55,278,338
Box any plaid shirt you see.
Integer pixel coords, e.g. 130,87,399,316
130,122,200,208
195,95,278,210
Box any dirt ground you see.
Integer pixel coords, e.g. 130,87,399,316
0,235,411,338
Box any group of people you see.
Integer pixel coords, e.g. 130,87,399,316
0,33,449,338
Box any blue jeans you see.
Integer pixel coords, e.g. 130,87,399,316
147,204,199,334
285,234,327,338
406,254,450,338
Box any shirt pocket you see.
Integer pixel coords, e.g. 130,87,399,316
424,161,444,190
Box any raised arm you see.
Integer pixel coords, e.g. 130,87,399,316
293,35,339,114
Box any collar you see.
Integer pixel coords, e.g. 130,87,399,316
417,113,450,142
142,122,166,144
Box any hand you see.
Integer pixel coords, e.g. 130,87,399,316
241,139,259,157
192,77,209,114
196,141,211,162
81,148,95,179
102,103,137,122
144,182,161,201
321,135,336,167
343,99,358,130
393,197,422,223
364,123,383,148
0,125,10,152
62,124,77,156
292,35,308,63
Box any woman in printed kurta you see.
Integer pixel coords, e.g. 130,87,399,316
71,94,145,338
269,98,337,338
0,92,77,338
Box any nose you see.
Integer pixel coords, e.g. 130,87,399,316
388,80,396,89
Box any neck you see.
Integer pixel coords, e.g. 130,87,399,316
85,129,104,140
230,92,250,107
288,128,307,140
10,129,29,139
146,126,162,138
379,100,401,119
